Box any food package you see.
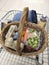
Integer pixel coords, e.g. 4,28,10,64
13,32,18,40
22,29,42,52
20,42,24,51
5,37,17,50
5,25,17,38
37,21,46,28
24,28,41,50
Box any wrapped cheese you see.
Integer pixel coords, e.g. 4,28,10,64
5,37,13,46
5,37,17,50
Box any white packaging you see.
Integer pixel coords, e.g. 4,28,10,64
20,43,24,50
5,38,17,50
5,37,13,47
5,25,17,38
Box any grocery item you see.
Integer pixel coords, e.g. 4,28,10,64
22,29,42,52
5,25,17,38
13,32,18,40
5,37,13,47
27,37,38,48
5,37,17,50
21,27,27,43
23,45,32,52
26,29,39,49
37,21,46,28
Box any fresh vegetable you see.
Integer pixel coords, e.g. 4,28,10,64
26,29,39,49
30,29,34,33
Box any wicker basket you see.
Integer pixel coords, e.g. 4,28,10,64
1,7,48,56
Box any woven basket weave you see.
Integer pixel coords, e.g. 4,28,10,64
1,7,48,56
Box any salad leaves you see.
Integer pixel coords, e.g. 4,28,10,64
26,29,39,48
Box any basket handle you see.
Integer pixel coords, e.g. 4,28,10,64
17,7,29,55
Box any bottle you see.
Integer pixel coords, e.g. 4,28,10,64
21,27,27,43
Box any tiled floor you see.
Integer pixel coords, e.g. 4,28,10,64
0,48,36,65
